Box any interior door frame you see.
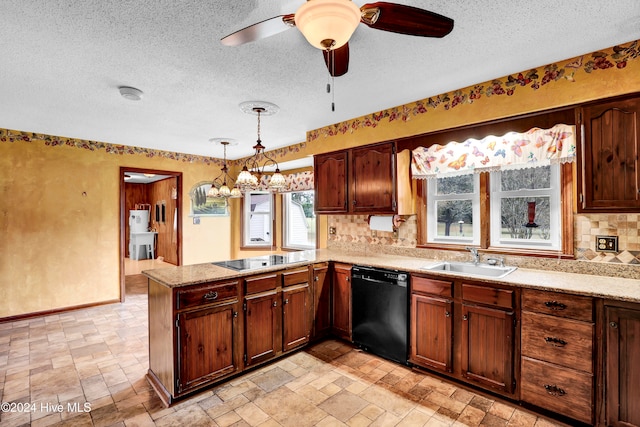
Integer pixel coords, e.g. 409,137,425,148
119,167,183,301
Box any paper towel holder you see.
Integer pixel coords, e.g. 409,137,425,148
367,215,405,230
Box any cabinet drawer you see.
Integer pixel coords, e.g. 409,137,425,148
412,276,453,298
462,284,513,310
282,268,309,287
176,281,239,310
522,311,593,373
521,357,593,424
245,274,279,294
522,289,593,321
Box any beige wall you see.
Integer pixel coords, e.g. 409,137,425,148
0,134,231,318
2,39,639,318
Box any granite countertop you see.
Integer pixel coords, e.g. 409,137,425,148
142,248,640,303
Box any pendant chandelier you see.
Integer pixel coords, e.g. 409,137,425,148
207,140,242,198
236,103,287,192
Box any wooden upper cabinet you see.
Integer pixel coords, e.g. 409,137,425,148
314,150,348,213
351,144,396,213
579,95,640,212
314,142,414,214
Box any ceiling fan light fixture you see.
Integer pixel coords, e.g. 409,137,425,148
295,0,361,50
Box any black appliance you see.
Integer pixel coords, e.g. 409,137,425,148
212,253,307,271
351,265,410,365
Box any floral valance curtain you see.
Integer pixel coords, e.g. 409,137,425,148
411,124,576,179
254,170,314,192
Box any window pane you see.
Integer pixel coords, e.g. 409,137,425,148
501,166,551,191
499,196,550,240
435,200,473,238
436,175,474,195
285,191,316,249
245,192,272,246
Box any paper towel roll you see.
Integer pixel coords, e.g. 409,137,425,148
369,215,395,232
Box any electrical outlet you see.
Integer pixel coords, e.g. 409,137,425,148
329,226,336,235
596,235,618,252
371,230,377,238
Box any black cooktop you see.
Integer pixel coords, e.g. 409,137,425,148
213,254,303,271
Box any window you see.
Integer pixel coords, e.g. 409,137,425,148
421,164,566,254
242,192,273,247
490,165,560,250
283,190,316,250
427,174,480,245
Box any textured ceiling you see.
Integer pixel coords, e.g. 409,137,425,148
1,1,640,162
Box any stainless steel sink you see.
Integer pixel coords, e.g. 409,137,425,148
421,261,517,279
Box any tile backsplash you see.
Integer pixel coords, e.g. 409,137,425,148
326,213,640,276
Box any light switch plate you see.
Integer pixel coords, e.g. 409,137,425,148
596,235,618,252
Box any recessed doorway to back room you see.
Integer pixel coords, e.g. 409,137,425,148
120,168,182,294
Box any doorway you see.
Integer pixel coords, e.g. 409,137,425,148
120,167,182,301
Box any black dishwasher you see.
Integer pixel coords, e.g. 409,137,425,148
351,265,410,365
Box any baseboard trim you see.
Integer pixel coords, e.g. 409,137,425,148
0,299,121,323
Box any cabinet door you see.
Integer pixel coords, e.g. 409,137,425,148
606,306,640,427
314,151,348,213
410,293,453,373
580,96,640,212
332,264,352,340
282,283,311,351
312,263,331,339
245,290,279,367
177,301,239,393
461,304,515,394
351,143,396,213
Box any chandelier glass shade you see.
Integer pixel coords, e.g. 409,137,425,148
294,0,361,50
237,106,287,192
208,140,242,199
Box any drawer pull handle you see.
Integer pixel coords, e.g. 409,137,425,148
544,301,567,310
544,336,567,347
544,384,566,397
203,291,218,301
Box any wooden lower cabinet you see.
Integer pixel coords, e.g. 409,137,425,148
177,300,239,394
461,303,515,394
147,278,242,406
244,289,279,366
605,303,640,427
521,289,594,425
410,276,453,373
331,263,352,340
312,263,331,340
410,275,516,397
244,268,312,367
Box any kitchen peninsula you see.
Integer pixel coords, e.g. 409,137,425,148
143,249,640,426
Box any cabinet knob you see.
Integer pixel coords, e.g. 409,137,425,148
544,384,566,397
203,291,218,301
283,298,289,305
445,311,450,318
273,301,278,307
544,336,567,347
610,321,618,329
315,276,319,281
544,301,567,311
462,315,468,321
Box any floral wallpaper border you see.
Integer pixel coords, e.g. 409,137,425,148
307,40,640,141
0,127,308,167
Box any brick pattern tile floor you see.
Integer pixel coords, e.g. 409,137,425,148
0,275,570,426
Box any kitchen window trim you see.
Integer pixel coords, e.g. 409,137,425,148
416,162,574,258
240,191,276,250
281,190,317,251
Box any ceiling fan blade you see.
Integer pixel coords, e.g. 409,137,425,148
221,14,295,46
323,43,350,77
360,2,454,38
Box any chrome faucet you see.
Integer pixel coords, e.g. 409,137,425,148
465,247,480,265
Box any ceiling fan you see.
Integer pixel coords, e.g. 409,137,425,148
220,0,454,77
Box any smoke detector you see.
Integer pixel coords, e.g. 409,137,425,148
118,86,143,101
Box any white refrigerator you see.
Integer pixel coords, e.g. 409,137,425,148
129,210,155,260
